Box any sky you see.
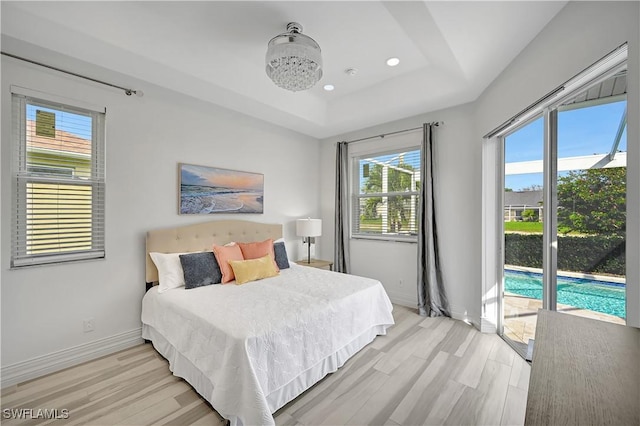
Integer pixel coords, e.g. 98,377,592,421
505,100,627,191
181,164,263,190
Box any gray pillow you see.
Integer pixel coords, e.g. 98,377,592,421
179,252,222,289
274,242,290,270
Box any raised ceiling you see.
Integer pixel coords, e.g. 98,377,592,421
1,1,567,138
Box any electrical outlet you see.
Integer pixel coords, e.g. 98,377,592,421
83,318,95,333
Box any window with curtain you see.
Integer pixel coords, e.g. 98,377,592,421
11,91,106,267
352,147,421,240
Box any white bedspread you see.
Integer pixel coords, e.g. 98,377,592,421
141,264,394,425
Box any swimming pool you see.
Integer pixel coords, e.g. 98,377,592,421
504,269,626,319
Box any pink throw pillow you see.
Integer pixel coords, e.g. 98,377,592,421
237,239,279,271
212,244,245,283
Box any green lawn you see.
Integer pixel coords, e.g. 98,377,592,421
359,217,413,233
360,217,382,231
504,221,543,233
365,218,545,234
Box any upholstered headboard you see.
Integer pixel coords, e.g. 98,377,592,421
145,220,283,283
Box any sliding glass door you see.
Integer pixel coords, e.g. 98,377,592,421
502,117,544,352
555,96,627,324
500,71,627,355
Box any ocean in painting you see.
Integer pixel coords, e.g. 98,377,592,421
180,184,263,214
180,164,264,214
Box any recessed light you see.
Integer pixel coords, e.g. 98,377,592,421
386,57,400,67
323,84,335,91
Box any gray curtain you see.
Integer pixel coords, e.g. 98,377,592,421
334,141,350,273
417,123,450,317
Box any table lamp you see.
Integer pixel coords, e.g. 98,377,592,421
296,218,322,263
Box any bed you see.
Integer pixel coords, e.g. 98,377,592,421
141,220,394,426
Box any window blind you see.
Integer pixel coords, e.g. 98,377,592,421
352,148,421,240
11,93,106,267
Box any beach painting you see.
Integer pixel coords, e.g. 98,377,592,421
179,163,264,214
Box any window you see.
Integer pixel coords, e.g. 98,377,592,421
11,90,106,267
352,148,421,240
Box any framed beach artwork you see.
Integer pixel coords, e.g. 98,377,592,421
179,163,264,214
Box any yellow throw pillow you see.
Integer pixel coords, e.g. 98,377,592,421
228,254,279,284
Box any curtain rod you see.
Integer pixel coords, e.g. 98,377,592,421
1,51,142,97
343,121,443,144
482,87,563,139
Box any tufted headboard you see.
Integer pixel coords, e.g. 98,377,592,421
145,220,283,284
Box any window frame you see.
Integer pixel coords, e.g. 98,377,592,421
351,146,421,242
11,88,106,268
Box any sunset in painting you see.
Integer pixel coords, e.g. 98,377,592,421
180,164,264,214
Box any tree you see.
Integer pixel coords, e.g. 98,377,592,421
557,167,626,236
521,184,543,191
522,209,538,222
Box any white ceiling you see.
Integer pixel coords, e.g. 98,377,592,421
1,1,567,139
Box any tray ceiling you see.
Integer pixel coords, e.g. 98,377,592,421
1,1,567,138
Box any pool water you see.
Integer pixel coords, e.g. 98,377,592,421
505,270,626,319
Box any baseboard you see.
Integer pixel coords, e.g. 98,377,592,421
1,328,143,388
388,294,481,330
450,307,481,331
387,292,416,309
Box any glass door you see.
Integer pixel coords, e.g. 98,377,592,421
555,93,627,325
499,70,628,357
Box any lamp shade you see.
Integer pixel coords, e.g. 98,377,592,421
296,218,322,237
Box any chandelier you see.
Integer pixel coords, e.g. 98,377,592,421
265,22,323,92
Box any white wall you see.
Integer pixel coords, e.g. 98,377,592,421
0,54,321,381
320,0,639,327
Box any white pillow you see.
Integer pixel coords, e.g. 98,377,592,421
150,252,189,293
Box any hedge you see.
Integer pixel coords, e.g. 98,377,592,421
504,233,625,276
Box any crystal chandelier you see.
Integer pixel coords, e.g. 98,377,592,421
265,22,323,92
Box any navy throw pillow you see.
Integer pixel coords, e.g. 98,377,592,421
274,242,290,270
179,252,222,289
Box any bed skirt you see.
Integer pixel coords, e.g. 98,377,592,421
142,323,388,425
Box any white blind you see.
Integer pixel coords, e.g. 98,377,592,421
352,147,421,239
11,93,106,267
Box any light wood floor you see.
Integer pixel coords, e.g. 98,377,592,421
1,305,530,425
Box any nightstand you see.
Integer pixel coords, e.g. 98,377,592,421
295,259,334,271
